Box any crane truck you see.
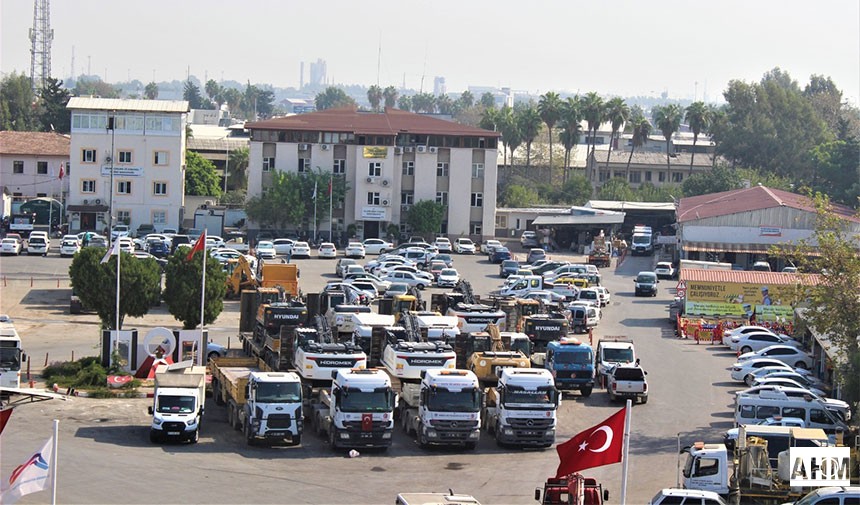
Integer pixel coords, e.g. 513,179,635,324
209,357,303,446
148,363,207,444
399,369,483,449
483,368,559,448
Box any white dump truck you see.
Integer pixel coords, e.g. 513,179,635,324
399,369,482,449
483,368,559,448
148,363,207,443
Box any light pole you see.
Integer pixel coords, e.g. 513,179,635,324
224,139,230,197
107,113,116,245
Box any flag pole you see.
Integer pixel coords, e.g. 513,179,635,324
199,230,207,339
51,418,59,505
313,181,318,243
115,242,121,331
620,399,632,505
328,173,333,242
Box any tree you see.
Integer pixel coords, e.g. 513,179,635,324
315,87,356,110
685,101,711,173
246,171,305,230
205,79,223,105
367,85,383,111
625,117,652,179
0,73,38,131
808,139,860,206
144,82,159,100
397,95,412,111
480,92,496,109
603,97,630,172
653,103,683,183
406,200,445,238
411,92,437,113
596,177,636,201
185,151,223,197
162,248,226,329
637,182,680,202
227,147,249,190
538,92,562,171
706,104,728,168
559,97,582,183
500,184,540,207
555,175,592,205
498,107,521,167
437,94,455,115
222,87,242,114
581,92,605,181
516,105,542,168
73,76,119,98
459,90,474,109
681,165,742,197
382,86,399,109
38,77,71,133
68,247,161,329
183,79,205,109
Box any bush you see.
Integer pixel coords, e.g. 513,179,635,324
42,356,137,390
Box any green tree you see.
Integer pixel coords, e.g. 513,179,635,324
685,101,711,174
222,87,242,114
681,165,742,197
804,74,843,138
246,171,305,229
185,151,223,197
597,177,636,201
556,175,592,205
382,86,399,109
538,92,562,171
625,117,651,179
653,103,683,183
227,146,249,190
516,105,542,168
183,79,204,109
406,200,445,238
68,247,162,329
437,94,455,115
559,97,582,183
144,81,159,99
500,184,540,207
480,92,496,109
603,97,630,171
397,95,412,111
580,92,605,181
162,248,226,329
315,87,356,110
459,90,475,109
411,92,437,113
0,73,38,131
499,106,522,166
38,77,71,133
205,79,223,105
221,190,247,206
74,76,119,98
808,139,860,206
367,85,383,111
637,182,681,202
706,104,728,168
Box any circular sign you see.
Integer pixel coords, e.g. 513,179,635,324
143,327,176,358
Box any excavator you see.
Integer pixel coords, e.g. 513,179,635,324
463,323,531,385
225,256,299,299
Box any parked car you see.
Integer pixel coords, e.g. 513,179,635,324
384,282,410,298
723,416,807,450
432,253,453,268
26,236,49,256
343,275,390,293
362,238,393,255
789,487,860,505
453,238,476,254
118,237,135,254
291,241,312,258
722,325,788,346
481,239,503,255
382,271,430,289
89,236,108,249
654,261,675,279
520,230,539,248
499,259,519,278
255,240,277,259
729,332,800,354
336,258,358,277
318,242,337,259
205,235,226,249
490,247,512,264
436,268,460,288
634,271,658,297
59,238,81,257
382,265,433,282
433,237,453,253
1,238,22,255
271,238,294,256
737,344,814,369
648,488,727,505
110,224,130,240
526,248,546,265
752,260,772,272
730,358,794,381
342,264,367,279
743,368,830,392
752,377,827,397
523,290,567,304
147,240,170,258
345,242,366,259
593,286,611,307
169,234,191,253
428,260,447,279
135,224,156,237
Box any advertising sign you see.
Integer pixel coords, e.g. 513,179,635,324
789,447,850,487
760,226,782,237
684,301,750,317
755,304,794,321
101,166,144,177
685,281,800,306
362,146,388,158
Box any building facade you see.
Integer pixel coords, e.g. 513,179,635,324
0,131,70,208
66,97,189,234
245,107,499,241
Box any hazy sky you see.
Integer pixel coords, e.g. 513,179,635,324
2,0,858,103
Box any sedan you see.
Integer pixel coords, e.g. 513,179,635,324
362,238,393,255
336,258,358,277
722,325,786,346
348,280,380,300
737,345,813,369
318,242,337,259
434,253,454,268
291,241,312,258
205,235,226,249
428,260,447,280
526,248,547,264
26,236,49,256
59,239,80,257
384,282,410,297
272,238,295,256
481,239,503,255
382,265,433,282
382,271,431,290
118,238,135,254
345,242,366,259
454,238,476,254
752,377,827,397
490,247,512,264
1,238,22,255
344,275,390,293
255,240,277,260
744,368,829,392
433,237,453,253
500,260,519,277
730,358,795,381
436,268,460,288
655,261,675,280
730,332,800,353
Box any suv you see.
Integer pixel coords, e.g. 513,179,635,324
526,248,547,264
135,224,156,237
792,487,860,505
634,271,658,297
520,230,539,248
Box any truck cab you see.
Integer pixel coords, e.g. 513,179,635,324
595,339,636,378
485,368,558,448
0,317,24,388
243,371,303,445
401,369,482,449
631,225,653,256
312,368,395,450
148,364,207,444
292,327,367,384
545,338,594,397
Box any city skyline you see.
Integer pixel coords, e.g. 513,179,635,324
1,0,858,104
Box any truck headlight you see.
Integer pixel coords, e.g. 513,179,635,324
339,432,350,439
152,418,163,426
503,428,514,435
427,430,438,438
546,430,555,437
185,419,197,426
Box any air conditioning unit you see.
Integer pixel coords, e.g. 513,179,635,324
320,144,330,151
381,199,390,206
381,179,390,187
394,147,403,155
95,198,102,204
366,176,375,184
416,146,427,153
405,147,414,153
298,143,309,151
428,146,438,154
83,199,89,205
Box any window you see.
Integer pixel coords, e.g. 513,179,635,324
82,149,96,163
263,157,276,172
436,191,448,205
672,172,684,183
153,151,169,165
471,163,484,178
658,172,666,183
401,191,414,206
739,405,755,419
297,158,310,173
153,182,167,195
117,181,132,194
333,159,346,175
402,161,414,176
13,161,24,174
118,151,132,164
81,180,96,193
368,162,382,177
117,210,130,225
471,223,482,235
495,215,507,228
152,210,166,226
36,193,47,197
37,161,48,175
629,171,641,183
367,192,380,205
693,457,720,477
598,171,610,182
810,409,833,425
783,407,805,419
439,221,448,234
436,162,449,177
644,171,652,182
470,193,483,207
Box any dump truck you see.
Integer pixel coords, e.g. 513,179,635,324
544,338,595,397
483,368,558,448
587,230,611,268
210,357,303,446
148,363,207,443
535,473,609,504
399,369,482,449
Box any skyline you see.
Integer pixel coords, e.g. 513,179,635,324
2,0,859,104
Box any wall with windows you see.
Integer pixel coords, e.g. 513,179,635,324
0,153,70,203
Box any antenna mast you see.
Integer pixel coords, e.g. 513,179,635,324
29,0,54,91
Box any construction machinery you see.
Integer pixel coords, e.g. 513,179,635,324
239,293,309,372
225,257,299,299
535,473,609,504
464,324,531,385
496,297,542,332
587,230,612,268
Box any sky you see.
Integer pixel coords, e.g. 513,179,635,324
2,0,859,104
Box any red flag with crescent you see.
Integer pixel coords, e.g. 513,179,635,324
0,408,11,435
556,407,625,477
361,413,373,432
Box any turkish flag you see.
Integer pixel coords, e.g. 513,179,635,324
186,229,207,261
0,408,11,434
556,407,626,477
361,413,373,432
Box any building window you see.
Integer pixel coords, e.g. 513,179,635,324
644,171,652,182
333,159,346,175
672,172,684,183
435,191,448,206
658,172,666,183
117,181,132,194
82,149,96,163
401,191,414,206
118,150,133,164
81,180,96,193
402,161,414,176
36,193,47,197
153,182,167,196
471,223,483,235
439,221,448,234
263,157,276,172
154,151,169,165
117,210,130,225
470,193,483,207
297,158,310,173
37,161,48,174
367,192,381,205
13,161,24,174
399,223,412,236
436,162,449,177
495,215,507,228
368,162,382,177
629,171,641,183
471,163,484,178
152,210,166,226
598,171,610,182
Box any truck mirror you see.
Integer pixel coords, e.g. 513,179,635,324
21,353,27,363
331,370,338,380
603,489,609,501
148,406,153,415
534,489,541,501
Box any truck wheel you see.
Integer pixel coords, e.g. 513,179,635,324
581,386,593,397
244,423,255,446
190,429,199,444
290,434,301,446
149,430,161,444
328,429,338,450
608,391,616,402
418,431,430,449
641,396,648,404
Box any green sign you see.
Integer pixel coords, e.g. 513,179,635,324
685,301,750,317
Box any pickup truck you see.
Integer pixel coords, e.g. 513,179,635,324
606,364,648,404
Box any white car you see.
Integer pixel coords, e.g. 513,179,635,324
272,238,295,256
752,377,827,397
1,238,22,255
373,260,418,276
318,242,337,259
648,489,727,505
110,224,130,240
345,242,366,259
730,358,794,381
211,248,243,263
291,241,312,258
655,261,675,279
723,416,806,448
738,385,850,417
382,265,433,282
362,238,393,255
744,368,829,391
348,280,380,300
62,234,82,246
481,239,503,255
26,236,49,256
118,237,135,254
59,238,81,257
730,332,800,353
205,235,226,249
722,325,786,346
523,290,567,304
737,345,813,369
453,238,476,254
255,240,277,259
382,271,431,290
436,268,460,288
433,237,453,253
575,288,602,307
344,275,390,293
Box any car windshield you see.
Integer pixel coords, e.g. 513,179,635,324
603,348,634,363
426,388,481,412
502,261,518,267
440,269,457,276
632,235,649,244
255,382,302,403
157,395,196,414
554,350,592,365
339,388,392,413
636,274,655,283
502,387,557,409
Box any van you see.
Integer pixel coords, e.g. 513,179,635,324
734,391,849,433
569,304,599,334
752,261,772,272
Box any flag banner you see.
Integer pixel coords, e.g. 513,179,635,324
187,230,207,261
556,407,626,477
0,436,54,504
100,238,121,264
0,409,11,435
58,162,65,180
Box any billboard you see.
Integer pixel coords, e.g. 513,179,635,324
362,147,388,158
685,280,802,306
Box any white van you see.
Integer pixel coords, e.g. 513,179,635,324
734,390,849,433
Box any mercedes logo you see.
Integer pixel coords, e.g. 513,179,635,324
527,419,534,426
451,421,458,428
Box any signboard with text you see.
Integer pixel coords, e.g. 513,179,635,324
101,166,144,177
360,206,387,220
362,146,388,158
686,280,802,306
756,304,794,321
685,301,750,317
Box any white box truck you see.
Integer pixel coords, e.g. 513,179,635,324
148,363,207,444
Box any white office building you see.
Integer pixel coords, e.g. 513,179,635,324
66,98,189,234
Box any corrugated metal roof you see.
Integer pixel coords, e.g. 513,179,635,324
187,137,249,151
679,268,821,286
67,97,189,113
532,214,625,226
587,200,675,211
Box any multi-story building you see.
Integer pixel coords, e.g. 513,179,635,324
245,107,499,241
0,131,70,206
66,97,189,234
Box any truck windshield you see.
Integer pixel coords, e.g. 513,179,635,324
340,388,392,413
256,382,302,403
503,388,558,409
157,395,196,414
603,348,634,363
554,350,592,365
636,274,655,283
426,388,481,412
632,235,650,245
511,340,531,357
0,348,21,370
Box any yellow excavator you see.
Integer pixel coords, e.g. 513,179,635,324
225,256,299,299
466,323,531,384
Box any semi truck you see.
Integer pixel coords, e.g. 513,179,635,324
148,363,207,443
483,368,559,448
544,338,595,397
0,316,25,388
209,357,303,446
399,369,482,449
309,368,395,451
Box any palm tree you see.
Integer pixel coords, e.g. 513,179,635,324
144,82,158,100
580,92,604,182
459,90,475,108
205,79,222,103
499,107,521,167
517,106,542,168
228,147,249,190
685,101,711,174
559,97,582,183
480,107,503,163
653,104,683,184
367,85,383,111
383,86,399,109
603,98,630,175
437,94,455,115
538,92,562,171
706,104,727,168
625,117,652,178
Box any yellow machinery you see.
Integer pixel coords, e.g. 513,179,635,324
225,257,299,299
554,276,589,289
497,298,541,332
465,324,530,384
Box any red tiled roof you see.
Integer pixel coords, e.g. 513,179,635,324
0,131,70,156
677,186,860,223
679,268,821,286
246,107,500,137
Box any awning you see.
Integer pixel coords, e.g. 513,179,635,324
67,204,109,213
682,241,822,256
532,214,625,226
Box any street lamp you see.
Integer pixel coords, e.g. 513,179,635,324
107,113,116,245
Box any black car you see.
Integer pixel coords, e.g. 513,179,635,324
170,234,190,253
490,247,512,264
499,259,519,277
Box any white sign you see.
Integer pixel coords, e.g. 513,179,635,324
789,447,851,487
360,206,387,220
101,166,144,177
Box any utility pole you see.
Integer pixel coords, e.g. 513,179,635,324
29,0,54,92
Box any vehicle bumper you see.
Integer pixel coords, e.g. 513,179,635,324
555,378,594,391
151,423,197,441
421,426,481,446
496,426,555,446
334,428,393,448
613,392,647,401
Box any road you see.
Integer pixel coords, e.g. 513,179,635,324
0,247,744,504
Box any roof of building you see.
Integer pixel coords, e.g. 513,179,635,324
66,97,189,113
600,150,716,167
246,107,500,137
0,131,70,156
679,268,821,286
677,185,860,223
532,213,626,226
587,200,676,211
187,137,249,151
